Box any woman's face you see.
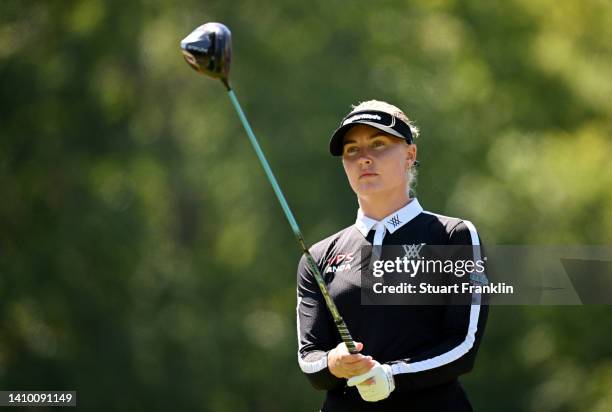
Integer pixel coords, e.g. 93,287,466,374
341,124,416,199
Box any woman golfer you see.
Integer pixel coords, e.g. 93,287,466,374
297,100,488,411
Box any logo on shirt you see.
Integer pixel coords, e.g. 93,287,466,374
388,214,402,227
402,243,425,259
325,252,355,273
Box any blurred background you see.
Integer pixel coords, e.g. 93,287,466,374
2,0,612,410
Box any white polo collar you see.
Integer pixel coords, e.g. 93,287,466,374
354,198,423,237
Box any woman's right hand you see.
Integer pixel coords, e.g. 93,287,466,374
328,342,376,379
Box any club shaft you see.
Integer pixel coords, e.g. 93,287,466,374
227,90,299,234
226,89,357,354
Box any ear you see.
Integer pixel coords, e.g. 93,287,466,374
406,144,417,166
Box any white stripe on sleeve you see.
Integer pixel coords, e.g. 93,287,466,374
296,295,329,374
391,219,482,375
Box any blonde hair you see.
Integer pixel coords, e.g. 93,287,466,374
349,99,420,197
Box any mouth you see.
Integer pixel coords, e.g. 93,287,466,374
359,172,378,179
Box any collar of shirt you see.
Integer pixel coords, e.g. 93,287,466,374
354,198,424,238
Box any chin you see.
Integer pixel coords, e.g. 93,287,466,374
355,184,386,197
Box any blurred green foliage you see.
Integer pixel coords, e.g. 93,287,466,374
1,0,611,410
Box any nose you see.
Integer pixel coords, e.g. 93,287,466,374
357,155,372,167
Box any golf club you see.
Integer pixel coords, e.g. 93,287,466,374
180,22,358,354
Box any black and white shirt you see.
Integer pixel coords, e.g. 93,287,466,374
296,199,489,411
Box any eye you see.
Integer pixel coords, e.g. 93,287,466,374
371,139,386,149
344,145,359,155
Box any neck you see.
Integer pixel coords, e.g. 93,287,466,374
358,191,412,221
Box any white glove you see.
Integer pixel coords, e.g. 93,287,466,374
347,362,395,402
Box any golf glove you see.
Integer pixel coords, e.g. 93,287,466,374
347,362,395,402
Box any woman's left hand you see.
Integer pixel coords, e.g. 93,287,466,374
347,361,396,402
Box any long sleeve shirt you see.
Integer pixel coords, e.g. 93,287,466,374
296,199,489,411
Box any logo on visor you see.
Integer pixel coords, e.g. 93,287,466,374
344,112,397,129
343,113,382,125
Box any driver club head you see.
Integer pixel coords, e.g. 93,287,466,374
180,22,232,87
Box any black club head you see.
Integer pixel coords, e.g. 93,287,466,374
180,22,232,87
